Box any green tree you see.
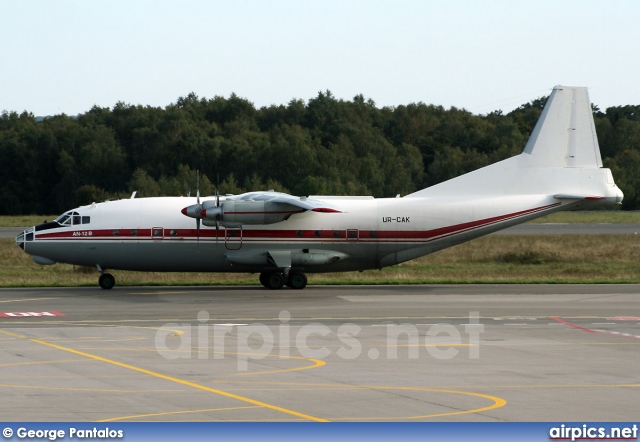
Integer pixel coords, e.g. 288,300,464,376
128,168,161,197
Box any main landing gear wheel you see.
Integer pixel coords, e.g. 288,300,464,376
99,273,115,290
262,271,285,290
259,272,269,288
286,271,307,290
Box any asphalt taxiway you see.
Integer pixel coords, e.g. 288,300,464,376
1,284,639,422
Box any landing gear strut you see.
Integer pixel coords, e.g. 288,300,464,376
259,270,307,290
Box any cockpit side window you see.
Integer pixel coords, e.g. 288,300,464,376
55,213,72,226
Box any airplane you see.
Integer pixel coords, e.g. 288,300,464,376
16,86,624,290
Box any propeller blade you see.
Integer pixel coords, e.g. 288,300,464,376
196,218,201,252
196,170,200,205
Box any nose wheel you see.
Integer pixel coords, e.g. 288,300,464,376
98,273,116,290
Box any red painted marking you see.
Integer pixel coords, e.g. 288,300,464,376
551,316,640,341
312,208,342,213
223,210,304,215
585,196,604,200
0,311,65,318
549,316,597,333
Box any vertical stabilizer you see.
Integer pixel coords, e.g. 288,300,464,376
405,86,620,200
523,86,603,168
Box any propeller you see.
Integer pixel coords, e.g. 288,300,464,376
201,187,223,242
214,173,220,242
183,172,226,245
214,187,220,242
196,171,201,248
180,170,203,251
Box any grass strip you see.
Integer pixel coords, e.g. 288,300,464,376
2,234,639,287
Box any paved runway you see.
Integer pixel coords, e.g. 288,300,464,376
1,284,639,422
1,228,27,238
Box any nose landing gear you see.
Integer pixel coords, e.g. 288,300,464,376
96,264,115,290
99,273,116,290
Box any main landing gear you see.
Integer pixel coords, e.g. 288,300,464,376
259,270,307,290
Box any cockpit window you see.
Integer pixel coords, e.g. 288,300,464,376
55,213,72,226
54,211,89,226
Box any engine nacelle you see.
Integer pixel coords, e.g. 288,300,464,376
201,200,302,226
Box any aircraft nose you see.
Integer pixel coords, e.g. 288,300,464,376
15,227,34,251
16,231,25,250
615,186,624,205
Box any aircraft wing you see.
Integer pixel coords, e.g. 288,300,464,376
225,191,343,212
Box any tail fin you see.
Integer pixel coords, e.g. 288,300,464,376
523,86,602,168
406,85,621,204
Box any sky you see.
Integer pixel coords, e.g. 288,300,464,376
2,0,639,116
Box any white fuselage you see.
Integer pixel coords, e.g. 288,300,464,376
19,193,571,274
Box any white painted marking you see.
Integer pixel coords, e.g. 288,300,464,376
0,311,65,318
607,317,640,321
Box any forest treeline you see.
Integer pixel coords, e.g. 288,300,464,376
1,91,639,215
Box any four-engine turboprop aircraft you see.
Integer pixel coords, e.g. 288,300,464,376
16,86,624,289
